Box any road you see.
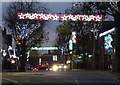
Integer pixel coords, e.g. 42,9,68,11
2,70,120,85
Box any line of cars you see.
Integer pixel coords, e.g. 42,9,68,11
31,61,49,71
31,61,68,71
50,64,68,71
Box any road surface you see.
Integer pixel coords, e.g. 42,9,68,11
2,70,120,85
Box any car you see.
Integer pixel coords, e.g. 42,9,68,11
32,68,39,71
38,61,49,70
49,64,68,71
58,64,68,71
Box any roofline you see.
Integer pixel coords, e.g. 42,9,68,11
99,27,115,37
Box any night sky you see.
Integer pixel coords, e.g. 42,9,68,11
1,2,72,54
41,2,72,47
0,1,115,54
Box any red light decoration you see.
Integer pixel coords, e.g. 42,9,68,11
46,63,49,65
17,13,102,21
72,31,76,43
11,58,15,64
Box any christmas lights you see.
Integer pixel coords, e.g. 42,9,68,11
17,13,102,21
30,47,58,50
72,31,76,43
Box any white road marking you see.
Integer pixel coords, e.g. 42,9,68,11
2,77,19,84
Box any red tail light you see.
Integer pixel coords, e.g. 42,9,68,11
39,63,41,65
46,63,48,65
33,68,38,71
36,69,38,71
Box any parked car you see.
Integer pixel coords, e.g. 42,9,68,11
38,61,49,70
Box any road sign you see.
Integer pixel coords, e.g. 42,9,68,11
39,58,41,65
53,55,57,61
39,58,41,63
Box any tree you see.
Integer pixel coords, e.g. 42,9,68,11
2,2,49,71
65,2,104,69
55,21,72,46
65,2,120,72
87,2,120,72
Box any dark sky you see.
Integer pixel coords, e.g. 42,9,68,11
1,2,72,46
1,2,72,54
0,1,114,54
41,2,72,47
41,2,72,54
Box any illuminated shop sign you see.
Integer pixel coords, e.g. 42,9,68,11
30,47,58,50
104,34,113,50
69,39,73,50
53,55,57,61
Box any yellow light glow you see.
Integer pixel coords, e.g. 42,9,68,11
63,65,67,69
52,65,58,71
58,65,62,68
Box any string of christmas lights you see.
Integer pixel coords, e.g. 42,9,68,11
17,13,102,21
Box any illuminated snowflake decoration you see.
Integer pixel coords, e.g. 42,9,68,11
38,13,44,19
67,14,73,20
17,13,103,21
33,13,38,19
25,13,31,19
42,14,48,20
52,14,59,20
89,15,95,21
18,13,25,19
95,15,102,21
71,15,78,21
47,14,52,20
61,15,68,21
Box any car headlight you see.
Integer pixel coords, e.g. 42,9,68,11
63,65,67,69
52,65,58,71
49,68,52,70
58,65,62,68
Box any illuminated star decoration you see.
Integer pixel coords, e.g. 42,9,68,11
17,13,103,21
